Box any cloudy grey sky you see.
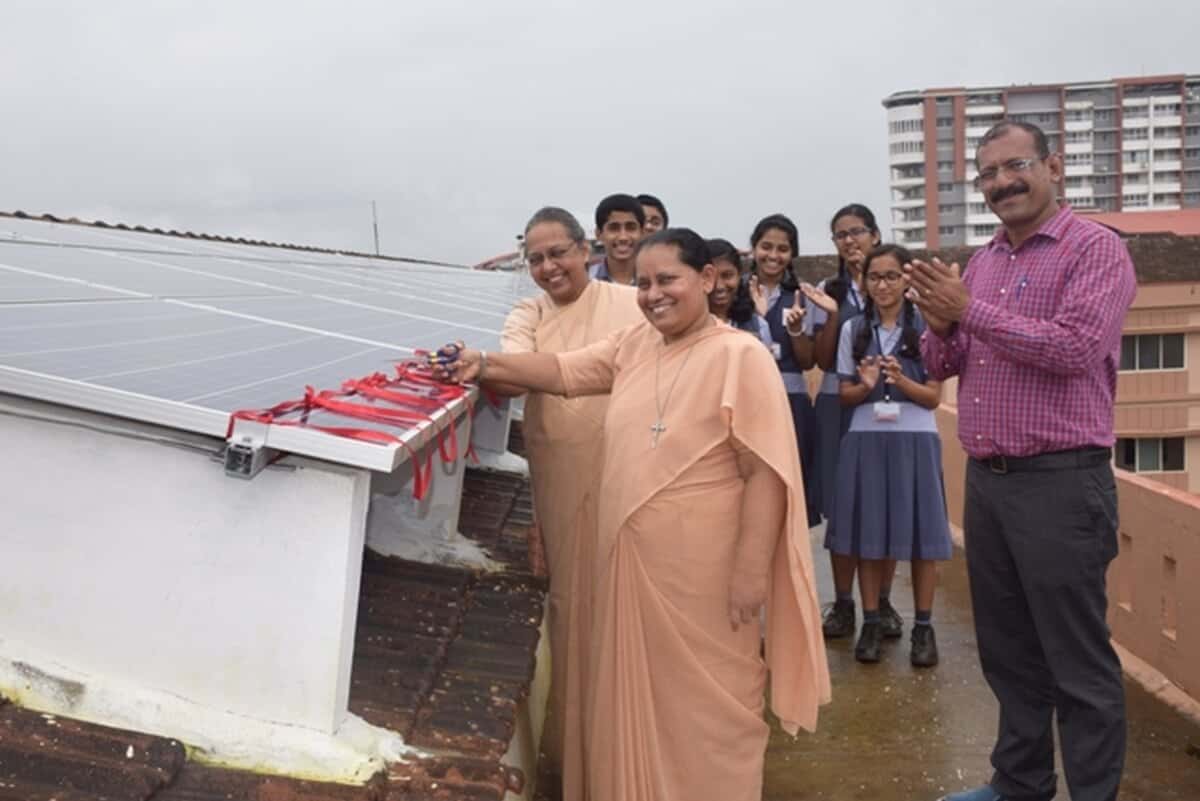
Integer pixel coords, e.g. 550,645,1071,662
3,1,1197,264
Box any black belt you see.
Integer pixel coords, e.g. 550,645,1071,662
973,447,1112,475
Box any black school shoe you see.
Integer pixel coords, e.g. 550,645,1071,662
910,624,939,668
821,600,856,639
854,621,882,663
879,597,903,639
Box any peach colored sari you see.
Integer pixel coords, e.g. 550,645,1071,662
558,319,831,801
501,280,643,798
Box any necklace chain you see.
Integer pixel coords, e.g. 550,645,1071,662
652,339,699,448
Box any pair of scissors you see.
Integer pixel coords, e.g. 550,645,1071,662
422,341,467,370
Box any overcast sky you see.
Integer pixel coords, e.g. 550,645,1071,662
2,1,1197,265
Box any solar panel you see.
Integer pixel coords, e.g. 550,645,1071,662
0,217,538,471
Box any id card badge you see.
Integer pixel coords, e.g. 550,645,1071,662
873,401,901,422
771,342,782,361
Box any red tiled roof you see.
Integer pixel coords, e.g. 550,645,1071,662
1079,209,1200,237
794,232,1200,287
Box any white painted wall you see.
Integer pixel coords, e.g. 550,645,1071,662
0,404,371,735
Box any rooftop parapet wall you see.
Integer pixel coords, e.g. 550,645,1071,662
934,406,1200,705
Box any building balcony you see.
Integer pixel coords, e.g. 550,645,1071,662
964,104,1005,116
1155,160,1183,171
1125,117,1152,129
888,131,926,144
890,175,925,189
892,196,926,209
1153,137,1184,149
892,218,927,230
1066,164,1094,176
889,151,925,166
1152,182,1183,193
1065,119,1095,132
1065,141,1094,154
1123,139,1151,151
1153,114,1183,126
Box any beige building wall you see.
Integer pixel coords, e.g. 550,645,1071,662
1117,282,1200,493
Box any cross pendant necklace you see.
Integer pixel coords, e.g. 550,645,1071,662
652,339,699,449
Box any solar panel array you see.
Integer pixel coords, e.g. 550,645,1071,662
0,216,541,469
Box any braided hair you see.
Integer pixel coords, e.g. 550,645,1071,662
852,244,922,364
826,203,881,306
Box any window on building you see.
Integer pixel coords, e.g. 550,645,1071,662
1123,195,1149,207
1124,128,1149,140
939,225,955,235
1153,193,1181,205
1115,437,1185,472
972,224,997,237
937,182,954,191
1120,333,1185,370
1065,153,1093,164
936,117,953,128
937,160,953,171
969,203,989,214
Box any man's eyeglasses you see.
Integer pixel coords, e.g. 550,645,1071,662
865,271,904,286
832,227,872,241
973,157,1042,189
526,242,580,268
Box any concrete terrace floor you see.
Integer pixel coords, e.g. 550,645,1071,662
762,525,1200,801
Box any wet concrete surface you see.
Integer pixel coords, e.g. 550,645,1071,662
762,526,1200,801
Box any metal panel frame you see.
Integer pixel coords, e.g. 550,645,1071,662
0,364,472,472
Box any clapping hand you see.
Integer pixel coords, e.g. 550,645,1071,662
748,275,769,318
799,281,837,314
903,257,965,335
880,355,905,387
857,355,881,390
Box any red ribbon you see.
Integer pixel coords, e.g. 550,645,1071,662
225,360,472,499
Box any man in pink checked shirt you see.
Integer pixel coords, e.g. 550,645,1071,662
906,121,1136,801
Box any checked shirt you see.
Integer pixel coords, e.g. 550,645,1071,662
921,204,1137,460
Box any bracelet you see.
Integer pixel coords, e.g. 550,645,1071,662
785,325,804,337
478,350,488,381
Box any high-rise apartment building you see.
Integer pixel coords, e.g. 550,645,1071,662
882,74,1200,249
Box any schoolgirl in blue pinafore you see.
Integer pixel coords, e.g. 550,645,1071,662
824,309,952,562
763,283,821,527
807,277,866,523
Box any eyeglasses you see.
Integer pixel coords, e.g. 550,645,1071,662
526,242,579,268
865,271,903,286
973,157,1042,189
832,227,872,241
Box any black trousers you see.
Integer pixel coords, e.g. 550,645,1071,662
964,456,1125,801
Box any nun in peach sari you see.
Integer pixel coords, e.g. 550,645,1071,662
498,207,643,799
435,228,830,801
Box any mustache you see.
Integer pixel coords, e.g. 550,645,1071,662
990,183,1029,203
